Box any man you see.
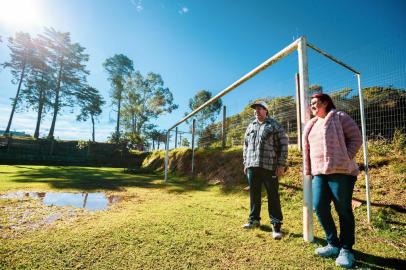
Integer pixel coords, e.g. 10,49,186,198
242,100,288,239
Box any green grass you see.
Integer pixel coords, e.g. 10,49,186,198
0,165,405,269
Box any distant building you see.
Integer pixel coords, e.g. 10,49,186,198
0,130,30,137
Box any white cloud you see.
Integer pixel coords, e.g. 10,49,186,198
130,0,144,12
178,6,189,14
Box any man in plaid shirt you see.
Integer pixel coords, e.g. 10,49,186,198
242,100,288,239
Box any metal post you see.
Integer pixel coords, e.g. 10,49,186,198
298,36,314,242
222,105,227,149
357,74,371,223
175,127,178,148
164,130,170,182
191,119,196,176
295,73,302,151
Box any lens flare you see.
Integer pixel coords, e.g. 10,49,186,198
0,0,42,28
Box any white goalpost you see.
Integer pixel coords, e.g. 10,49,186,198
164,36,371,242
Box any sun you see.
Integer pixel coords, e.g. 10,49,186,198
0,0,42,28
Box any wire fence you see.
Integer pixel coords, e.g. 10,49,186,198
164,39,406,151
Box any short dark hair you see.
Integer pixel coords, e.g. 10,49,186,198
311,93,336,112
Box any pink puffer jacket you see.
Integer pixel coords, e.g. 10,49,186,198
303,110,362,176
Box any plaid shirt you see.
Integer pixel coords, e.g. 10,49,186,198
243,117,288,172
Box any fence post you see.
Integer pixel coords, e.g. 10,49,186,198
222,105,227,149
298,36,314,242
357,74,371,223
295,73,302,151
191,119,196,176
175,127,178,148
164,130,170,182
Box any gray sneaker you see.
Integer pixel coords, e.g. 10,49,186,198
315,244,340,258
242,220,260,229
335,249,354,269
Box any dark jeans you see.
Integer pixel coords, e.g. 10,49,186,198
312,174,356,251
246,167,283,224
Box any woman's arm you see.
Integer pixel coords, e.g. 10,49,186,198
341,113,362,159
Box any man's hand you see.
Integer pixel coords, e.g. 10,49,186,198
275,167,285,177
244,167,247,175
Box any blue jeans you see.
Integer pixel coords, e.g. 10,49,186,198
312,174,356,251
246,167,283,224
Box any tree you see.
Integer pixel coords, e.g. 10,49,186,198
187,90,222,135
20,37,55,139
103,54,134,143
2,32,35,135
148,129,161,150
157,130,167,150
76,86,105,142
39,27,89,140
181,137,190,147
121,71,178,138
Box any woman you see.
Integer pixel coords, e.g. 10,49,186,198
303,93,362,269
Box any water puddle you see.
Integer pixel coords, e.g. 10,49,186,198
0,191,122,211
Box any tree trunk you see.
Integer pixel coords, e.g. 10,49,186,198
5,62,26,134
116,94,121,141
48,60,63,155
34,81,45,139
48,60,63,139
91,114,95,142
131,113,136,133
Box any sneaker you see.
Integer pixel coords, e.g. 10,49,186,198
335,249,354,269
242,220,260,229
272,223,283,240
315,244,340,258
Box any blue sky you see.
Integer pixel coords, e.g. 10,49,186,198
0,0,405,141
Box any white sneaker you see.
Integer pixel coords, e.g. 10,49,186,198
272,223,282,240
242,220,260,229
315,244,340,258
335,249,355,268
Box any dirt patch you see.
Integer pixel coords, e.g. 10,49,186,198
0,197,85,239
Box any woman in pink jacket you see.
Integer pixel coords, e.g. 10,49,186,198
303,93,362,269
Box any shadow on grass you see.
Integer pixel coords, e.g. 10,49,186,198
9,166,209,193
289,233,404,269
353,197,406,214
353,250,405,270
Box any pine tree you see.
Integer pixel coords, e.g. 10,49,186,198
39,27,89,141
2,32,35,134
103,54,134,143
76,86,105,142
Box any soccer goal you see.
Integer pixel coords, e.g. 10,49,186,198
164,36,371,242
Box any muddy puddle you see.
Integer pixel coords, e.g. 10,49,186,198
0,191,122,211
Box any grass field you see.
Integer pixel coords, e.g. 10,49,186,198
0,165,404,269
